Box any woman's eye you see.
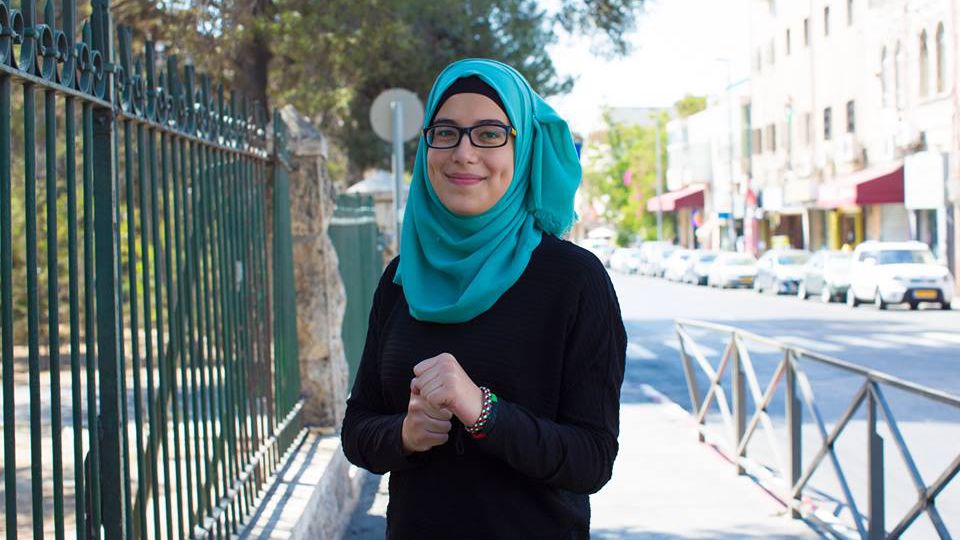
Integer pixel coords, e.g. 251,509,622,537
477,128,505,142
434,128,457,139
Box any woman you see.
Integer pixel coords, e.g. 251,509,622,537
341,58,626,539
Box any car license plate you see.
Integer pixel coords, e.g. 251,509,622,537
914,289,938,299
739,277,752,284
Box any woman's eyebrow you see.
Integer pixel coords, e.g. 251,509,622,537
431,118,508,125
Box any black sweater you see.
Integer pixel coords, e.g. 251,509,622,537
341,234,627,539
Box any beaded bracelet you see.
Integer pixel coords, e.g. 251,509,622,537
464,386,498,439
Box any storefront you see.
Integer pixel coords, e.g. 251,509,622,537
816,162,905,250
646,184,706,248
905,151,950,263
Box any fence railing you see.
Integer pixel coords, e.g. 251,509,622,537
675,318,960,540
0,0,303,538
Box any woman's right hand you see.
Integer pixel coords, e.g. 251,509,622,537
401,380,453,454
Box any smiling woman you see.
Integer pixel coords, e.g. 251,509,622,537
341,59,627,539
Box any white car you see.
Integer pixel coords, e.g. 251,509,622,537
663,249,693,282
846,241,954,310
707,252,759,289
609,247,643,274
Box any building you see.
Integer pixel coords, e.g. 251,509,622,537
745,0,955,284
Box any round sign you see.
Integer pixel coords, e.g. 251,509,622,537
370,88,424,143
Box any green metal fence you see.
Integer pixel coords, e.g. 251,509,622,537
328,194,381,387
0,0,304,538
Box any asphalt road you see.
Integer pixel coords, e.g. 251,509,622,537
612,270,960,539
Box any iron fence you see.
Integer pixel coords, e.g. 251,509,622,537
675,318,960,540
0,0,303,538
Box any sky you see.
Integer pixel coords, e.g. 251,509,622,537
545,0,751,135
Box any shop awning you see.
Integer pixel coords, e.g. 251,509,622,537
816,162,904,209
646,184,706,212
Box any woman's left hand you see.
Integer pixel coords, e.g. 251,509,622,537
412,353,484,427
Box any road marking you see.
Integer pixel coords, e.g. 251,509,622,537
830,335,888,349
773,335,845,353
626,341,658,360
920,332,960,346
663,339,718,357
872,333,944,347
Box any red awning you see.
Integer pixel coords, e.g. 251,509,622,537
646,184,706,212
816,162,904,209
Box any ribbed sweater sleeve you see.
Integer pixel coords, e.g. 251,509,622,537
341,260,422,474
476,257,626,494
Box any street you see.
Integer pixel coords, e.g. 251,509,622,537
612,269,960,539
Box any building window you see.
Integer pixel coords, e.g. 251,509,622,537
880,47,890,107
786,28,791,55
895,41,904,108
919,31,929,98
936,23,946,93
753,128,763,155
768,39,775,65
742,104,752,158
803,112,812,146
804,18,810,46
846,100,855,133
824,7,830,36
754,48,762,72
770,124,777,152
847,0,854,26
824,107,832,140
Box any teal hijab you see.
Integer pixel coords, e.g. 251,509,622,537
394,58,582,323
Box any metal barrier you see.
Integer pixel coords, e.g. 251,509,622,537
675,318,960,540
0,0,303,537
328,193,382,387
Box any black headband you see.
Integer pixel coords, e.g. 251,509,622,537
430,75,508,124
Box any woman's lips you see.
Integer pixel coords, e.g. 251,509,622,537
445,173,484,186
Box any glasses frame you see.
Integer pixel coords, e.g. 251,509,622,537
422,122,518,149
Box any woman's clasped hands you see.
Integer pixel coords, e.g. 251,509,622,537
400,353,484,453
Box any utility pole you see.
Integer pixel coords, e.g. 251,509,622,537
655,114,663,241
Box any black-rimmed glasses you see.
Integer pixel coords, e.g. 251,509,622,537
423,123,517,149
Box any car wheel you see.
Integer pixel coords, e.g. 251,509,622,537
942,302,952,311
846,289,860,308
821,286,833,303
874,289,888,310
798,283,808,300
909,302,919,310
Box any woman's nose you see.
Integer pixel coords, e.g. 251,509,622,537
451,133,478,162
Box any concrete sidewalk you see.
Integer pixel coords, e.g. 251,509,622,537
344,387,823,539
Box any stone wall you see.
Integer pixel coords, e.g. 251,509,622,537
278,105,349,428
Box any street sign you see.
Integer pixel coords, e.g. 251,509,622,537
718,212,732,220
370,88,424,143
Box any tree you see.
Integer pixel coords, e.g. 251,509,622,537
111,0,648,176
674,94,707,118
582,110,673,246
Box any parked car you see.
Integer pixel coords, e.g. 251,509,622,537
683,250,719,285
754,249,811,294
639,241,676,277
579,238,614,267
609,247,644,274
707,253,759,288
798,250,852,302
663,249,693,281
846,241,954,310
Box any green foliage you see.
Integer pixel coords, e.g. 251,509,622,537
111,0,646,177
674,94,707,119
582,110,674,246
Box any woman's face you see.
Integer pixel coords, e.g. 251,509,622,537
426,93,515,216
